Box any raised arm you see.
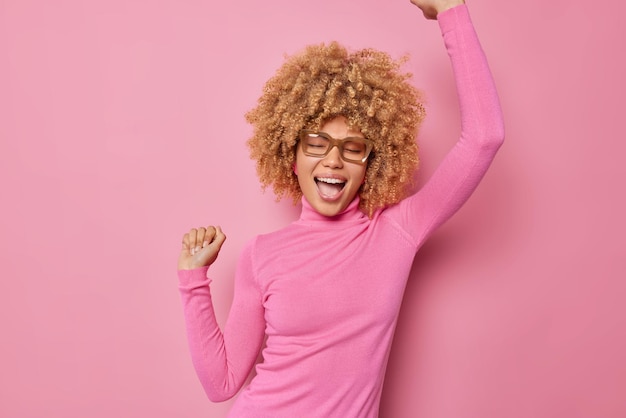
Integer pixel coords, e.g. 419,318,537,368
178,228,265,401
391,1,505,243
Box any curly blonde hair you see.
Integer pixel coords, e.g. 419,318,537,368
245,41,425,217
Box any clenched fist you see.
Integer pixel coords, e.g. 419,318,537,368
410,0,465,20
178,226,226,270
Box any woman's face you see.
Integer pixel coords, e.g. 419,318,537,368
295,116,367,217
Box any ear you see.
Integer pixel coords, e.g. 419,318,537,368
292,163,298,176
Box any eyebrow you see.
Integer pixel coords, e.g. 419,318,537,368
316,131,366,140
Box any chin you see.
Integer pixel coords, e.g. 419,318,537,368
317,206,344,217
312,197,351,217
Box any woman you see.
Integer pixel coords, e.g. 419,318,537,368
177,0,504,416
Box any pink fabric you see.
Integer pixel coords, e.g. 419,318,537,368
178,5,504,417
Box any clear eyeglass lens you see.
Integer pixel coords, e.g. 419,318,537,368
341,140,367,160
303,135,330,155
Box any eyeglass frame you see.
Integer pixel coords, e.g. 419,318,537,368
298,129,374,164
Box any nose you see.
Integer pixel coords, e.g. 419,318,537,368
322,144,343,168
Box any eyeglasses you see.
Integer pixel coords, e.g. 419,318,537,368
298,130,373,164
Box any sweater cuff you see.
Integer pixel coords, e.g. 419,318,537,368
178,266,211,289
438,4,471,34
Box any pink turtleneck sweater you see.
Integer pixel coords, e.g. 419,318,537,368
178,5,504,417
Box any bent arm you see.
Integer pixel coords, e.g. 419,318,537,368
393,4,505,243
178,240,265,401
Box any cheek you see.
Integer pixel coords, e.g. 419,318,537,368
294,147,304,176
355,167,367,185
294,149,316,178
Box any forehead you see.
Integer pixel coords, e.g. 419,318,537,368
319,115,364,138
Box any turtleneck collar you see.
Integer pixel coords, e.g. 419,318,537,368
298,196,368,225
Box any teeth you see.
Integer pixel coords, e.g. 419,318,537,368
316,177,345,184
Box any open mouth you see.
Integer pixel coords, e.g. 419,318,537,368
315,177,346,198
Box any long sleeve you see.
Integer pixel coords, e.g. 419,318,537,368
389,4,505,243
178,239,266,401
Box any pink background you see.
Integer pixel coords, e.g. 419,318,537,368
1,0,624,417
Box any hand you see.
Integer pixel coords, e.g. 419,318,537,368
410,0,465,20
178,226,226,270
